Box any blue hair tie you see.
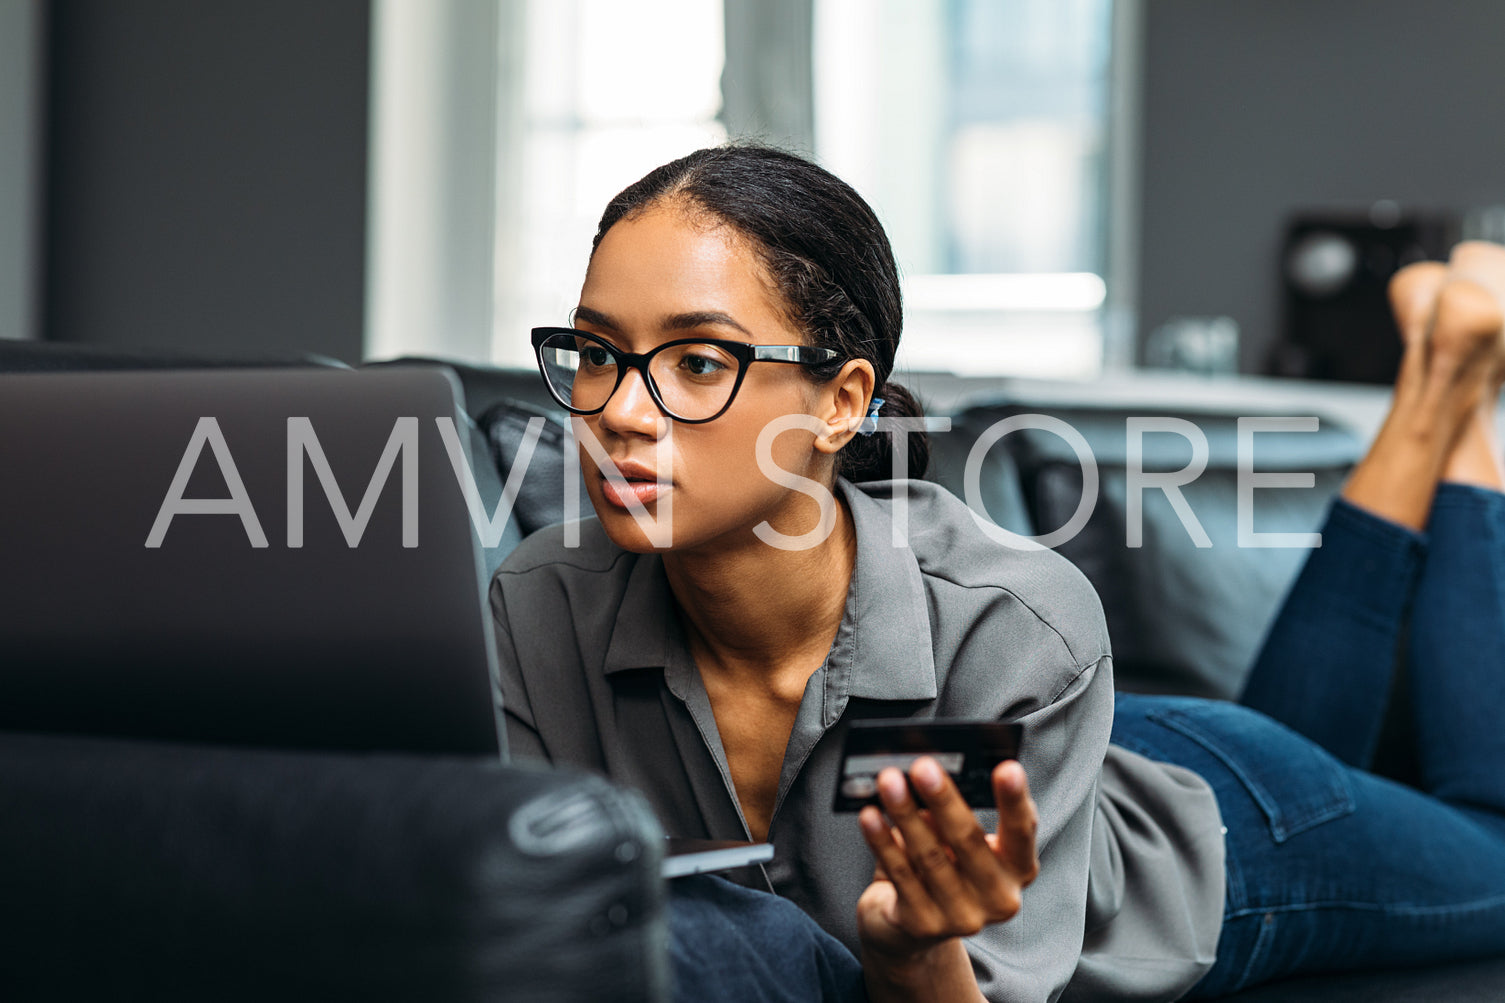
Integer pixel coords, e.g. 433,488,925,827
856,397,885,436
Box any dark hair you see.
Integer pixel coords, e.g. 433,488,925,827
591,144,929,482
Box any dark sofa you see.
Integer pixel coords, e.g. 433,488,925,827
3,340,1502,1000
0,733,667,1002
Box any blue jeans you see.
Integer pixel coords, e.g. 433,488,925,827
668,874,868,1003
1114,484,1505,998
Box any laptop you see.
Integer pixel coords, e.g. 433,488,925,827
662,838,775,879
0,367,501,756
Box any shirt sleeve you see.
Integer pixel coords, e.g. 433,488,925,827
488,575,549,763
965,651,1114,1003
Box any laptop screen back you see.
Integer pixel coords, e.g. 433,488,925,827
0,367,502,757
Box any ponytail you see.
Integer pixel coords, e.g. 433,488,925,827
839,381,930,482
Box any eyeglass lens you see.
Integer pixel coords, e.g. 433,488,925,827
538,333,740,421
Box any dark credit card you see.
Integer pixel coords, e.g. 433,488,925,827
833,718,1023,812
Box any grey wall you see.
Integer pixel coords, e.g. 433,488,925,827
1137,0,1505,373
0,0,44,341
43,0,369,361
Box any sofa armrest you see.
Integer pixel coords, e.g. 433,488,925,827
0,732,668,1002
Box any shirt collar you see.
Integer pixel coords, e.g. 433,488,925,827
603,551,679,675
837,479,938,701
601,479,938,703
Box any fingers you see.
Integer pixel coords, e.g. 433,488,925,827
857,757,1035,944
908,758,1017,905
870,766,979,931
859,803,958,942
992,761,1041,887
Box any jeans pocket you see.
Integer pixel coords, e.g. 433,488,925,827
1149,702,1355,843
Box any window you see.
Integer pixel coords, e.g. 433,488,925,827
482,0,1122,376
491,0,727,368
814,0,1117,377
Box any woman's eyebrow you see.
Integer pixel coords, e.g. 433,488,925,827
573,306,752,338
572,305,619,331
662,310,752,336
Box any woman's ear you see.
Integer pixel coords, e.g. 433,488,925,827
812,359,876,456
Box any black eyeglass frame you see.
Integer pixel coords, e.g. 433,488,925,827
530,326,841,424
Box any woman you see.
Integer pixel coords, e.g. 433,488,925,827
490,144,1505,1002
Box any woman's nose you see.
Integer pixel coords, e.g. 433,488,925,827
598,366,670,439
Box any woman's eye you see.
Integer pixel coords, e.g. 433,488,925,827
681,352,727,376
582,346,613,368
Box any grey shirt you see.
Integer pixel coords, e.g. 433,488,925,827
491,478,1225,1003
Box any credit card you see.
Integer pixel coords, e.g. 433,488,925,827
833,718,1022,812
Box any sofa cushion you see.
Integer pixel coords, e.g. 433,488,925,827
935,401,1362,699
478,398,584,541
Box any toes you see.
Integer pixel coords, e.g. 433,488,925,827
1428,278,1505,369
1448,239,1505,270
1390,261,1449,344
1448,241,1505,305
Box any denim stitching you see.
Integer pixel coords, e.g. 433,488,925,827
1224,888,1505,920
1233,909,1278,993
1148,709,1355,842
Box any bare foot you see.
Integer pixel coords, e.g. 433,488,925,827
1425,278,1504,379
1449,241,1505,301
1446,242,1505,387
1342,271,1505,527
1389,261,1448,349
1430,244,1505,490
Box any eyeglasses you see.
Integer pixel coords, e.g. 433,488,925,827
531,327,840,423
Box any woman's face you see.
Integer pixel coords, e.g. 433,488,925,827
571,202,847,555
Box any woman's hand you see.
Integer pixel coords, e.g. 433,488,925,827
855,756,1040,1000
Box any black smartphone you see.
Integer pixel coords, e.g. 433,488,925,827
832,718,1023,812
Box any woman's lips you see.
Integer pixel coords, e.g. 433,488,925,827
599,474,670,509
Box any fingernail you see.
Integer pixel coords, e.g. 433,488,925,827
913,757,944,794
999,762,1022,794
879,768,908,804
860,809,884,835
